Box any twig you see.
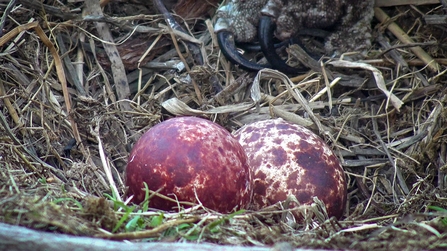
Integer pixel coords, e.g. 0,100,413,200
152,0,203,65
84,0,131,111
0,222,323,251
374,7,440,73
0,111,67,182
152,0,203,103
376,34,429,86
55,33,87,96
375,0,440,6
17,0,79,20
0,0,16,37
370,105,410,195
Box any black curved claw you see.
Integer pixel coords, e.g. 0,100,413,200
237,40,290,52
259,16,307,74
216,30,271,72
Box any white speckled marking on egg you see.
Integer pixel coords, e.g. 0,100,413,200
126,116,253,213
234,118,347,218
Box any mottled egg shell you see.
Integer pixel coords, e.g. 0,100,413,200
126,116,252,213
234,119,346,218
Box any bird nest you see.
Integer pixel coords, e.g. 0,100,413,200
1,0,447,250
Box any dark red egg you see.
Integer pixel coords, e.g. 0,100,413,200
125,116,252,213
234,119,347,218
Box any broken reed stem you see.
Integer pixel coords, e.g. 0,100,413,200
374,7,440,73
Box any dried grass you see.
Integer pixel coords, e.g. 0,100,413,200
1,0,447,250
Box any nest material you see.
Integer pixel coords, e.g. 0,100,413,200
1,0,447,250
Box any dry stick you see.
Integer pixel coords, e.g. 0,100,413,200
376,34,430,86
135,33,163,105
82,15,159,34
363,58,447,67
439,143,447,189
374,7,440,73
287,44,321,72
17,0,79,20
375,0,440,6
0,21,82,150
0,0,16,37
34,23,82,146
377,41,438,57
0,223,321,251
152,0,203,103
0,111,67,182
0,80,22,129
84,0,132,111
86,35,117,103
424,14,447,25
167,29,203,104
91,123,122,202
151,0,203,65
375,35,411,73
76,33,86,90
210,74,252,106
55,33,87,96
370,106,410,196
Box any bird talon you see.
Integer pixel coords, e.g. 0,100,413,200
216,30,270,71
213,0,374,74
258,15,306,74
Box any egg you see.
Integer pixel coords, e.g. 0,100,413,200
234,119,347,218
125,117,252,213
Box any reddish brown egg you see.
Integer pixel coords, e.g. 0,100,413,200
234,119,347,218
126,117,252,213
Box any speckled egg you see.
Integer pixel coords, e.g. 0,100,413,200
234,118,346,218
126,117,252,213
